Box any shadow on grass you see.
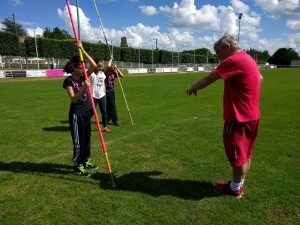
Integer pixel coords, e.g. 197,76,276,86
92,171,216,200
42,126,70,131
0,161,73,174
42,121,99,132
0,161,99,184
42,120,69,132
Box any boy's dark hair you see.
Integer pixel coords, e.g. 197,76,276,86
93,58,104,64
63,55,81,74
93,58,104,73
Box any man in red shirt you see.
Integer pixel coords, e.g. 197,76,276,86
187,33,263,198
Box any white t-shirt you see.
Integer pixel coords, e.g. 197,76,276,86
90,71,106,99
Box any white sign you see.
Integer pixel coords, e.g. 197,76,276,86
128,69,139,74
128,68,148,74
0,55,3,69
155,68,164,73
26,70,46,77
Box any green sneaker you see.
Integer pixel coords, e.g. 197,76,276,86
74,164,90,177
84,159,98,170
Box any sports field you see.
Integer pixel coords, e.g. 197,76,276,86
0,68,299,224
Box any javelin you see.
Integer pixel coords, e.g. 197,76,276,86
92,0,134,126
66,0,116,188
76,0,80,38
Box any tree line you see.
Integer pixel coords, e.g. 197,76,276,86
1,17,299,65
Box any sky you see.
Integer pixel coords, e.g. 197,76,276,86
0,0,300,55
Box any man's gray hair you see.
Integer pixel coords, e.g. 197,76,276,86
214,33,240,52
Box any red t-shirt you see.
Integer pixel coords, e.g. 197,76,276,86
213,51,261,122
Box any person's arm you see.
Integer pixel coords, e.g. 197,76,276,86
66,79,90,103
76,40,96,77
103,72,107,94
104,54,113,73
186,71,220,96
260,73,263,82
114,66,123,78
107,53,113,68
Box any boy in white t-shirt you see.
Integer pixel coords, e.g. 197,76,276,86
90,58,110,133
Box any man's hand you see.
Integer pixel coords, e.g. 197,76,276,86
186,88,197,96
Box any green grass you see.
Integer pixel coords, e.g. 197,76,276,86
0,68,299,224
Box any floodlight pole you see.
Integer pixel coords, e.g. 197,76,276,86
178,49,179,67
138,44,141,69
193,49,195,66
238,13,243,41
171,48,173,68
151,45,153,69
34,30,39,70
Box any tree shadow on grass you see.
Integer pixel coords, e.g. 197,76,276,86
91,171,217,200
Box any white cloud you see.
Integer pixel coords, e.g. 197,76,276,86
159,6,172,13
287,20,300,31
288,33,300,53
163,0,262,42
7,0,22,6
26,27,44,37
255,0,300,19
139,5,159,16
58,5,99,41
169,3,219,31
53,2,298,56
230,0,250,14
0,23,5,30
218,6,238,35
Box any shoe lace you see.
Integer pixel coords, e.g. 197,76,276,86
85,159,93,167
78,164,86,173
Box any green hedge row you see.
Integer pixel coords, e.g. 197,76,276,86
0,32,20,56
0,31,214,63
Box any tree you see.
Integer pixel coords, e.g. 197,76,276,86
120,37,128,47
1,17,27,37
268,48,300,65
43,26,72,39
246,48,270,63
43,27,52,38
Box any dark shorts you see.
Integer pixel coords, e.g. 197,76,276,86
223,119,260,167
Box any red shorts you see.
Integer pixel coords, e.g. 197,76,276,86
223,120,260,167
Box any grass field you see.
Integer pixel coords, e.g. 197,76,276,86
0,68,299,224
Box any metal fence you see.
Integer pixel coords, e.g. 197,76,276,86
0,55,217,71
2,55,297,71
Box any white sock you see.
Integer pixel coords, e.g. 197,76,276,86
230,181,241,191
240,179,245,186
